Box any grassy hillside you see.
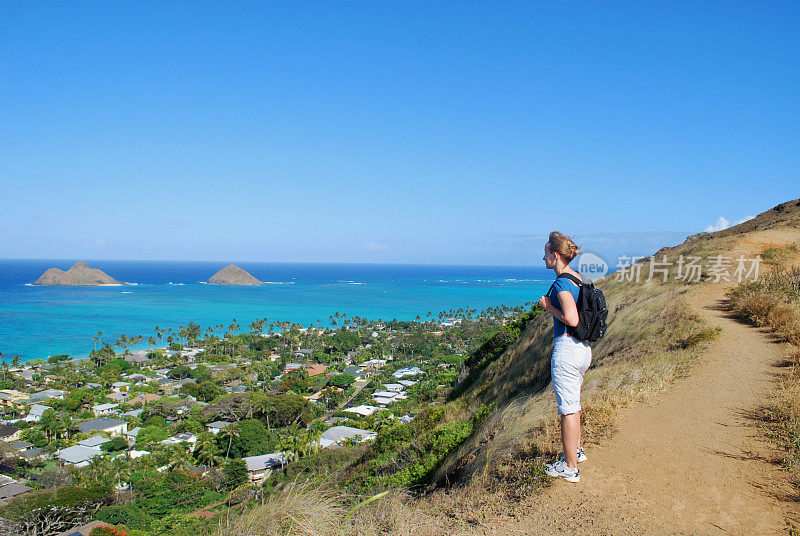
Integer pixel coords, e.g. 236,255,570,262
219,198,800,535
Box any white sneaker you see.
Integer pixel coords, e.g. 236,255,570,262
545,460,580,482
557,446,587,463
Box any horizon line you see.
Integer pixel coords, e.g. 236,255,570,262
0,257,549,269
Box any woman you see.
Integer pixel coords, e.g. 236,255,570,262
538,231,591,483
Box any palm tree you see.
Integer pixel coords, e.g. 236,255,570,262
112,454,132,491
195,434,220,468
220,423,240,459
88,454,108,483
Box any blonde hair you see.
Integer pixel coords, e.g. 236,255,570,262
547,231,581,264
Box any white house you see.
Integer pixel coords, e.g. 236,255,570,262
358,359,387,370
206,421,232,435
392,367,424,379
319,426,376,449
24,404,49,423
78,436,111,448
92,403,119,416
343,405,380,417
124,427,142,443
56,445,103,467
159,433,197,447
111,381,130,392
77,418,128,436
243,453,285,484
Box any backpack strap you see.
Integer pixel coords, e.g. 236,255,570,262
557,272,583,287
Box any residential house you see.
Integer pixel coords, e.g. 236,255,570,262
294,348,314,359
242,453,285,484
128,393,161,406
391,367,424,379
160,433,197,447
0,483,32,503
344,351,359,365
343,405,380,417
0,390,29,408
24,404,49,422
174,378,197,389
319,426,376,448
106,392,128,403
21,447,44,460
343,366,365,380
358,359,387,370
111,381,130,392
371,388,408,406
125,373,148,383
206,421,232,435
0,425,21,443
78,436,111,448
27,389,66,403
77,417,127,436
56,445,103,467
304,364,327,377
92,403,119,416
10,441,33,453
124,350,152,365
14,370,35,382
124,427,142,443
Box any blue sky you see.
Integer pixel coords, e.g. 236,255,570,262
1,1,797,265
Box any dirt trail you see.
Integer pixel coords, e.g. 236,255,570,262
472,280,794,535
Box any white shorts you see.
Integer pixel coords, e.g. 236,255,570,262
551,333,592,415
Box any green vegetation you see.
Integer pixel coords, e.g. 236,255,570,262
0,301,536,536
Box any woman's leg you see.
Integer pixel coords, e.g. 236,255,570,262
576,410,581,449
561,413,580,468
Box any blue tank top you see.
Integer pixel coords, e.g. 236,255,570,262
549,276,581,337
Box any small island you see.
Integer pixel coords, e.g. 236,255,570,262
33,261,121,286
207,264,262,285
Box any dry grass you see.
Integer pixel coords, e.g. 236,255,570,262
216,480,460,536
728,268,800,346
763,243,800,267
727,263,800,507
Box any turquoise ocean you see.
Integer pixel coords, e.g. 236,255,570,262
0,259,552,361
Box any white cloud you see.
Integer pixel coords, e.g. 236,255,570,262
364,241,388,251
704,216,730,232
704,215,755,233
81,238,107,249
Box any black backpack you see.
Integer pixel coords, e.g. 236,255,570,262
549,272,608,342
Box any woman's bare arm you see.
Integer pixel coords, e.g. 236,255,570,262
540,291,579,327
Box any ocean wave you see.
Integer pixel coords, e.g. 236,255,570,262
263,281,295,285
23,283,33,286
123,282,139,286
168,282,185,286
121,291,132,294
